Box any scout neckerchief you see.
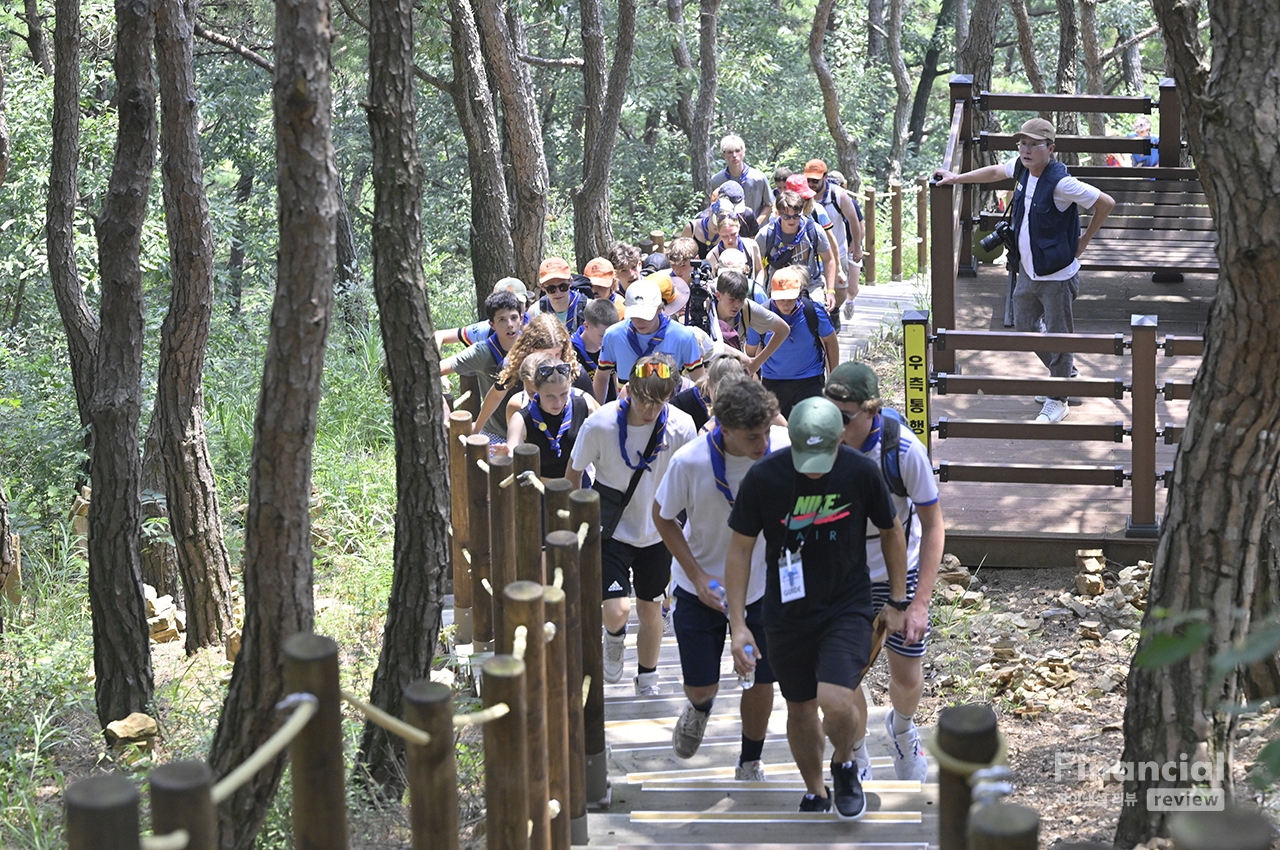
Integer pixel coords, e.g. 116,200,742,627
541,290,583,328
706,423,770,508
485,334,510,369
617,399,668,472
572,327,598,378
530,392,575,458
625,313,670,359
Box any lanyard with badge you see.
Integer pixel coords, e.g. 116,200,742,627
777,475,821,604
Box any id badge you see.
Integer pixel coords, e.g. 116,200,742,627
779,549,806,603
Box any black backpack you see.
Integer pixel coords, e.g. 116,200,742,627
773,290,828,369
878,408,908,497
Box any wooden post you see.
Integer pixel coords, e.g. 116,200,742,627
449,411,474,644
489,454,517,653
1158,78,1181,169
916,175,929,275
864,186,878,285
564,492,591,831
404,679,459,850
544,479,574,535
930,174,957,374
542,560,573,850
1170,808,1275,850
891,179,904,281
65,774,140,850
483,655,529,850
505,582,550,850
951,74,977,277
1128,315,1159,538
283,633,349,850
570,489,607,804
513,445,544,584
936,704,999,850
967,803,1038,850
466,435,494,650
150,762,217,850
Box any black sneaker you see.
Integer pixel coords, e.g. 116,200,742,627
830,758,866,820
798,786,832,813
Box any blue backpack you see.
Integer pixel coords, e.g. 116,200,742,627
879,408,908,498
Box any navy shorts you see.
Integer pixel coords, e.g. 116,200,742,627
766,608,874,703
870,569,929,658
601,538,672,602
671,587,775,688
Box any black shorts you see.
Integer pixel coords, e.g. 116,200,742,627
762,374,825,420
671,587,776,688
601,538,672,602
766,609,874,703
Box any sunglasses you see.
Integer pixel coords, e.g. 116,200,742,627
807,178,824,186
633,361,673,379
536,362,572,380
779,212,802,221
542,281,572,293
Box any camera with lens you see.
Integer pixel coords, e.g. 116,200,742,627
980,220,1014,253
689,258,711,287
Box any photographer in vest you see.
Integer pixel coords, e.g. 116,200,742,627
933,118,1114,423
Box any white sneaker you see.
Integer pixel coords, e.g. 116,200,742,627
672,703,710,757
854,740,873,783
884,712,929,782
662,597,674,635
842,300,855,320
634,671,661,696
735,759,766,781
1034,395,1047,404
603,632,625,684
1035,398,1069,423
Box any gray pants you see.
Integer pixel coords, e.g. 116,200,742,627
1013,269,1079,398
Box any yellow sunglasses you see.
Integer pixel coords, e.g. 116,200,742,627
633,361,673,379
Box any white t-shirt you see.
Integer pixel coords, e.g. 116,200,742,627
654,426,791,604
1004,158,1102,282
858,417,940,584
570,401,697,547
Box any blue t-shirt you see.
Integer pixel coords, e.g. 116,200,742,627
749,299,833,381
599,316,704,383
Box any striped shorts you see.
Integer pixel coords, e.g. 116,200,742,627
869,569,929,658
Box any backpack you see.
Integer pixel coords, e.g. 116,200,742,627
822,180,861,249
773,291,828,368
570,273,594,300
878,408,908,497
761,218,819,275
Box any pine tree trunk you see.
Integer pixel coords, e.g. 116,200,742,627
154,0,235,654
867,0,885,62
1079,0,1106,161
884,0,911,179
140,416,184,607
206,0,335,841
0,481,14,635
908,0,955,155
1008,0,1047,95
89,0,158,728
1116,0,1280,844
227,160,253,316
810,0,860,185
1054,0,1080,165
23,0,54,75
354,0,451,795
665,0,720,199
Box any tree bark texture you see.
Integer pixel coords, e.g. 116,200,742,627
155,0,236,654
884,0,911,179
446,0,515,308
1244,498,1280,701
867,0,886,62
0,61,10,189
809,0,860,186
48,0,99,434
1117,0,1280,844
572,0,637,263
89,0,158,728
958,0,1001,165
23,0,54,75
354,0,451,796
665,0,721,199
0,481,14,634
206,0,335,842
908,0,955,155
1078,0,1106,161
1054,0,1080,164
1008,0,1047,95
227,160,254,316
955,0,969,71
474,0,546,285
335,174,369,334
140,416,184,607
666,0,694,139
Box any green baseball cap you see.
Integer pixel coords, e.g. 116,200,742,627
788,397,845,474
824,362,879,404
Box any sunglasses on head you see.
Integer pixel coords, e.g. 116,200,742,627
543,281,572,293
536,362,572,380
633,361,673,379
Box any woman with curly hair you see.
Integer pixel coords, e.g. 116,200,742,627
471,313,579,440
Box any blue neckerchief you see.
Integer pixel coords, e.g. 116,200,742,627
625,313,670,359
733,163,752,186
572,327,598,377
707,423,770,507
530,392,575,458
617,399,668,472
770,300,807,342
542,290,583,329
859,413,882,454
771,218,808,257
485,334,509,368
716,236,746,255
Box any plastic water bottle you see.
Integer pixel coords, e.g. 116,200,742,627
708,579,728,612
740,645,756,690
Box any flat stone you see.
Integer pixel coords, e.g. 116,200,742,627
105,712,158,744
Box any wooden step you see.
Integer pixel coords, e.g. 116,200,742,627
582,811,939,845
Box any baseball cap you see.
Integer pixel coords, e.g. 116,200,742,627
583,257,615,288
788,397,844,474
769,267,805,300
624,278,664,321
711,197,747,219
493,276,530,302
715,181,746,204
825,362,879,403
538,257,572,285
785,174,816,200
1016,117,1056,143
642,252,672,275
718,248,748,273
652,270,690,317
803,158,829,179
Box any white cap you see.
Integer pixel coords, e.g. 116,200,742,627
718,248,748,273
624,279,664,321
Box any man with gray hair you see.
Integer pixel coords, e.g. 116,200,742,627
712,134,772,223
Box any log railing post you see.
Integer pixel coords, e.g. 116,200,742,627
404,680,459,850
967,803,1039,850
513,445,544,584
150,762,217,850
891,179,904,281
542,549,574,850
483,655,529,850
505,581,550,850
490,454,517,653
933,704,1000,850
564,491,592,829
569,489,606,804
544,479,574,535
65,775,141,850
916,175,929,276
1128,315,1159,538
466,435,494,650
864,186,878,285
449,411,474,643
283,633,348,850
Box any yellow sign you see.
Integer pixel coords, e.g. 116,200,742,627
902,317,930,455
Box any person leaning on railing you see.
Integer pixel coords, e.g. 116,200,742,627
932,117,1115,424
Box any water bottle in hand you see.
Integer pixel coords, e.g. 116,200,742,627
708,579,728,612
740,645,755,690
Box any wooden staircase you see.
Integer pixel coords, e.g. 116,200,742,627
576,625,941,849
